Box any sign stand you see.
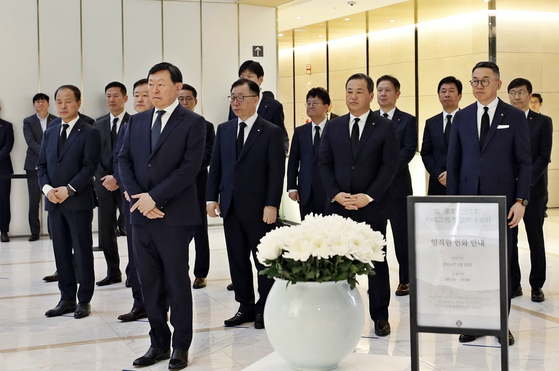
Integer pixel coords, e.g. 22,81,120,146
408,196,509,371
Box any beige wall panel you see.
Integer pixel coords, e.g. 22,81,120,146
82,0,123,118
548,169,559,207
283,101,294,142
542,55,559,93
550,132,559,170
497,13,543,54
163,2,202,114
328,35,367,71
369,25,414,66
497,53,544,89
278,76,293,106
417,55,482,98
279,48,294,78
294,42,327,74
418,95,441,131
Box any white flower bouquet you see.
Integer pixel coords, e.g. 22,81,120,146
257,214,386,289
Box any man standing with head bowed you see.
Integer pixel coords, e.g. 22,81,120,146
207,78,285,330
319,73,399,337
421,76,462,195
38,85,101,319
119,62,206,370
447,61,531,346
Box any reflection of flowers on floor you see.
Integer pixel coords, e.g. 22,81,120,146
257,214,386,289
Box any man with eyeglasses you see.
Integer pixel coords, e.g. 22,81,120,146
421,76,462,196
447,61,531,346
287,87,330,219
506,78,552,303
530,93,543,113
228,60,289,153
374,75,417,298
178,84,216,289
207,78,285,330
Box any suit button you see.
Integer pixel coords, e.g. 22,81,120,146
57,163,60,166
148,164,152,167
351,166,355,169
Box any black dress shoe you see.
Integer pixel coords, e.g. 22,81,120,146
45,300,77,317
133,347,171,367
193,277,207,289
118,307,147,322
125,277,132,287
224,311,255,327
532,288,545,302
43,272,59,282
0,232,9,242
29,234,40,241
497,330,515,346
168,349,188,370
254,313,265,329
511,286,523,298
374,320,391,336
96,276,122,286
227,283,234,291
459,334,479,343
74,303,91,318
395,283,409,296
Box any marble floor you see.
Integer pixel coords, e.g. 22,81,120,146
1,210,559,371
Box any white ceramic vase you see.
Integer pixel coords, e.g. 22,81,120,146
264,278,364,371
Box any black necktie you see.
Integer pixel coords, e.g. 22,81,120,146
350,118,360,158
58,123,69,156
313,125,321,157
237,122,246,160
383,113,389,119
480,107,489,148
151,110,166,152
111,117,118,149
444,114,452,145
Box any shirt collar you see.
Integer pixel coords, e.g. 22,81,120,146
379,107,396,119
312,118,327,130
238,111,258,131
155,99,180,116
349,110,370,124
477,96,499,111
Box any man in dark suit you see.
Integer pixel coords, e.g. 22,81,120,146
178,84,215,290
119,62,206,370
37,85,101,319
0,104,14,243
375,75,417,297
447,61,532,346
228,60,288,153
94,81,130,287
507,78,552,303
421,76,463,195
207,78,285,330
114,78,153,322
530,93,543,113
287,87,330,219
319,73,399,337
23,93,57,241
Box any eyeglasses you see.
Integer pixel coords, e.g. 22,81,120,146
305,102,325,108
178,96,194,102
228,95,257,102
469,79,493,87
508,90,529,97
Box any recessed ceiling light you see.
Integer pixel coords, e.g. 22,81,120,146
296,16,302,19
318,34,323,37
278,33,284,37
390,19,395,22
345,18,350,21
483,0,490,2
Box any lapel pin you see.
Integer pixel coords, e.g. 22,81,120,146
501,113,504,116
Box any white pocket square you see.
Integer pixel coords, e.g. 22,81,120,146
497,125,509,129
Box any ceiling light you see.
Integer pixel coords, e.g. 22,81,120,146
390,19,395,22
318,34,323,37
345,18,350,21
278,33,284,37
296,16,302,19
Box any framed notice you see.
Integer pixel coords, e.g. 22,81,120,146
408,196,509,371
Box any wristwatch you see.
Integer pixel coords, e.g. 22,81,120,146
66,185,75,197
516,198,528,206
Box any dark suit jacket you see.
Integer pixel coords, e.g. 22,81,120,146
374,108,417,198
48,113,95,129
206,116,285,221
23,113,57,171
527,109,553,199
447,99,531,207
94,112,130,198
0,118,14,175
229,94,289,152
318,111,400,223
36,118,101,211
118,104,206,227
421,112,448,195
287,121,328,205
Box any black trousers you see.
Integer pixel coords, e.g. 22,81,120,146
26,170,41,235
0,177,11,233
510,196,546,290
50,208,95,303
223,205,275,315
389,197,409,284
193,196,210,278
98,192,121,278
299,186,327,220
133,221,193,350
122,196,144,310
364,220,390,322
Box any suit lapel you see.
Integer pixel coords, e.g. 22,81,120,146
150,107,183,158
353,110,377,162
257,95,270,117
238,117,264,162
59,120,85,159
527,110,537,133
482,99,505,152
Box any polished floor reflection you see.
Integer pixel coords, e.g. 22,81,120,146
1,208,559,370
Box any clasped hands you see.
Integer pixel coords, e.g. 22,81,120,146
334,192,370,210
207,202,277,224
47,187,69,204
130,192,165,219
101,175,119,191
